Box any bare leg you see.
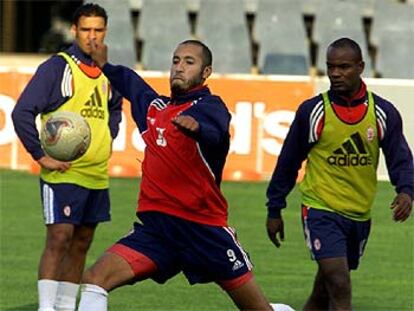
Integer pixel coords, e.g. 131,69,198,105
38,224,74,310
303,267,329,311
81,251,137,291
39,223,74,279
78,251,145,311
304,257,351,311
52,224,96,310
58,224,96,283
78,249,157,311
226,277,272,311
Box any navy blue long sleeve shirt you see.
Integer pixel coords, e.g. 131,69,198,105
266,82,414,218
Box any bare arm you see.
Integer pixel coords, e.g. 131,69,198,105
390,192,413,222
266,217,285,249
89,39,108,68
37,155,71,172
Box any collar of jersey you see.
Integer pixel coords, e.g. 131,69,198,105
328,80,367,107
170,85,210,104
67,43,95,66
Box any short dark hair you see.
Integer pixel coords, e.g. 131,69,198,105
72,3,108,26
328,37,363,61
179,39,213,68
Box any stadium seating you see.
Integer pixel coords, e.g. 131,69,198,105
196,0,252,74
370,0,414,47
138,0,192,71
376,29,414,79
302,0,374,17
93,0,137,68
119,0,414,79
254,0,309,75
128,0,142,10
312,0,373,77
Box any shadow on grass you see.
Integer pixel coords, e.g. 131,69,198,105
4,304,37,311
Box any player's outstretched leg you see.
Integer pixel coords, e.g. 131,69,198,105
78,251,136,311
225,277,273,311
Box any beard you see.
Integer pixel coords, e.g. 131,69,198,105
170,74,203,95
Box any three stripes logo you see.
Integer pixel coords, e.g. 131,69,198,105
80,86,105,119
327,132,372,166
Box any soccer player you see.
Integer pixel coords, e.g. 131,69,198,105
11,4,122,311
265,37,414,311
75,39,277,311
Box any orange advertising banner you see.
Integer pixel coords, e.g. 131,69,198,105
0,70,313,180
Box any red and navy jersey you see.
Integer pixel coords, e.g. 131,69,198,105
102,63,231,226
12,43,122,160
266,81,414,218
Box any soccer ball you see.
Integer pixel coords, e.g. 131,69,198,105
40,111,91,161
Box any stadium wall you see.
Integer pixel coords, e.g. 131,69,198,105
0,60,413,181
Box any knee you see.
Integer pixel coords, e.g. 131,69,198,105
81,267,101,285
45,228,72,253
72,234,94,254
325,272,351,295
81,264,115,292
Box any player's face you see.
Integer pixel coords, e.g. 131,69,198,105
170,44,212,95
71,16,107,55
327,46,364,97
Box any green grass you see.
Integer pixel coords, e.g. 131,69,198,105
1,169,413,311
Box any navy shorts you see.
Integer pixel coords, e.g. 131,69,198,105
39,179,110,225
113,212,253,287
302,206,371,270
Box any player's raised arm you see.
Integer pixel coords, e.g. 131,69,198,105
89,38,158,132
89,39,108,68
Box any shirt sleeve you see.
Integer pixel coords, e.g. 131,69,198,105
378,99,414,199
108,86,123,139
11,56,66,160
102,63,158,132
266,101,315,218
183,95,231,145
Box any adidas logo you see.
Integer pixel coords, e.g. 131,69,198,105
232,260,245,271
327,132,372,167
80,86,105,119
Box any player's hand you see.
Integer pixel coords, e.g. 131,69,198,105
172,115,200,133
37,155,71,173
390,192,413,222
89,39,108,68
266,216,284,248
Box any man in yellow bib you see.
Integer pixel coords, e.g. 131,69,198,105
266,38,413,310
12,4,122,311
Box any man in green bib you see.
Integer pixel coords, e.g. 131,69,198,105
265,38,413,310
12,4,122,311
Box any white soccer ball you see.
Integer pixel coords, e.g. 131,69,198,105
40,111,91,161
270,303,296,311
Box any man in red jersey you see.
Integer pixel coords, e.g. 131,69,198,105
77,40,284,310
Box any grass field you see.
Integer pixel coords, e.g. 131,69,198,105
1,169,413,311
